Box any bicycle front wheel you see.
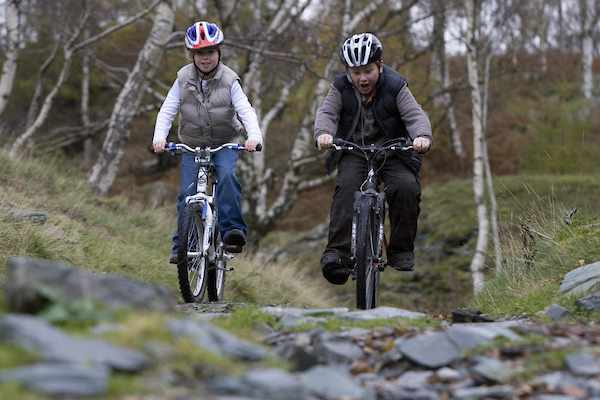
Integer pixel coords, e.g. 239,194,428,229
178,203,208,303
207,228,226,301
355,196,379,310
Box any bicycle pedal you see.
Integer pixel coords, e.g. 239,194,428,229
224,244,243,253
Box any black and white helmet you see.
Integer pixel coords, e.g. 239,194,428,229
339,33,382,67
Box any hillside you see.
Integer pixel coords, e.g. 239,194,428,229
2,146,600,314
3,149,600,399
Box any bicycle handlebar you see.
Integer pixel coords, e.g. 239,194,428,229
332,138,413,153
165,142,262,154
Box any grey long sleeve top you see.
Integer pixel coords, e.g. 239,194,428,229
314,79,433,145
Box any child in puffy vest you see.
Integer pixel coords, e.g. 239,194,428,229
153,21,262,262
314,33,433,284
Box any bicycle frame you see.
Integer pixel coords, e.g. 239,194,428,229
332,139,413,309
169,143,243,265
350,166,387,275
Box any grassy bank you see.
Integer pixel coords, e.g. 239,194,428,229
2,147,600,316
0,150,333,309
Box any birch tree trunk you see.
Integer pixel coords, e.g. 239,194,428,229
581,0,595,99
0,0,20,117
536,0,549,74
9,0,164,158
89,1,175,195
465,0,487,294
482,53,501,272
9,7,89,158
431,0,464,158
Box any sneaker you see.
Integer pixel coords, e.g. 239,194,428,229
224,229,246,253
169,254,178,264
393,258,414,271
321,256,350,285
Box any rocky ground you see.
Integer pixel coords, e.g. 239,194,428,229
3,257,600,399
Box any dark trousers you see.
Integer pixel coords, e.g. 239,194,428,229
322,151,421,266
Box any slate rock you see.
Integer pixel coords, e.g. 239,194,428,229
0,202,47,224
451,384,515,399
470,356,514,384
208,368,306,399
565,352,600,376
169,318,266,361
274,341,320,371
398,331,464,369
445,322,522,351
0,314,149,372
312,333,364,365
559,261,600,295
4,256,177,313
396,370,434,389
0,363,110,396
298,365,376,400
339,306,427,321
545,304,573,321
451,308,494,323
574,293,600,313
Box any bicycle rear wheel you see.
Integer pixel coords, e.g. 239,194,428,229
207,228,226,301
355,195,379,310
178,203,208,303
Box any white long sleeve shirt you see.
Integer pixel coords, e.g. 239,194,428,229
153,78,263,144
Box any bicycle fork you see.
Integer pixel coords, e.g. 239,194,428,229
350,191,387,279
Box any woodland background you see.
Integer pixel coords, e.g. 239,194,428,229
0,0,599,292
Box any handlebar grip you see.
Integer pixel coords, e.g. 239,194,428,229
256,144,263,152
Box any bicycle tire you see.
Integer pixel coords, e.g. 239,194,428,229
177,203,208,303
207,227,226,301
355,195,378,310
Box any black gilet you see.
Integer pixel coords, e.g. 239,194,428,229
332,65,409,141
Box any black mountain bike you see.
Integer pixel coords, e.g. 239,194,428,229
167,142,260,303
332,138,413,310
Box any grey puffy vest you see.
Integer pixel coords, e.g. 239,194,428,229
177,62,243,147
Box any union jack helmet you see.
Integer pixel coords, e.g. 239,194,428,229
185,21,224,51
340,33,382,68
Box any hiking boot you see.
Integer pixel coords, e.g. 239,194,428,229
224,229,246,253
169,253,178,264
321,256,350,285
392,258,414,272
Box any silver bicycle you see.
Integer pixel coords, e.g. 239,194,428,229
167,142,259,303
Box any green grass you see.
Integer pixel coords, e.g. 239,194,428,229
466,175,600,318
0,148,335,309
4,145,600,397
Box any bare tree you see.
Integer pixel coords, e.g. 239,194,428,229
581,0,596,99
89,0,175,195
8,0,163,158
0,0,20,116
464,0,487,294
430,0,464,158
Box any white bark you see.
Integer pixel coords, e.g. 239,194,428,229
431,0,464,158
0,0,20,116
581,0,595,99
89,1,175,195
9,0,164,158
9,5,90,158
465,0,487,294
536,0,549,74
482,53,501,273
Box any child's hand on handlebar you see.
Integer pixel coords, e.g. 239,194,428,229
413,137,431,154
316,133,334,150
153,140,167,154
244,139,261,152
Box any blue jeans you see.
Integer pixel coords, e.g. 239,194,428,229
172,150,247,253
